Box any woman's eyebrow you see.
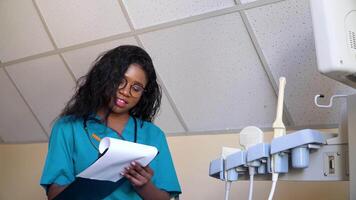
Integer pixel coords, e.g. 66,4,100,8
133,81,145,87
124,77,145,87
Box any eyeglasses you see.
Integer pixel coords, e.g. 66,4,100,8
118,78,145,97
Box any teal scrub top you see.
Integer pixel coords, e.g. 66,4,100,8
40,115,181,199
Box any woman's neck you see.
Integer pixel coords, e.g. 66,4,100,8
97,109,129,121
97,109,130,135
108,112,130,123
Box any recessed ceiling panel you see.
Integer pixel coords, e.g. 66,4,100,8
140,12,277,132
122,0,235,29
0,0,54,62
245,0,355,126
6,56,76,134
62,38,138,79
0,68,47,143
35,0,131,48
239,0,258,3
154,92,185,135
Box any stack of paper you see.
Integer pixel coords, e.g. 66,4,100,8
77,137,158,182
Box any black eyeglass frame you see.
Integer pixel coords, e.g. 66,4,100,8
117,78,146,98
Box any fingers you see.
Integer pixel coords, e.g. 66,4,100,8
124,171,145,187
144,165,154,175
121,162,154,187
132,162,153,178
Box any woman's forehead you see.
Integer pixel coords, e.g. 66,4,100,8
123,64,148,85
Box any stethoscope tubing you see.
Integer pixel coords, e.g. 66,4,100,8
83,116,138,152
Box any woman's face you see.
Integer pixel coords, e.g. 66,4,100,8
110,63,148,115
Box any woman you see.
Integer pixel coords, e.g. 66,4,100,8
40,45,181,200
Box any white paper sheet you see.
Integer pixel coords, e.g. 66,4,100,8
77,137,158,182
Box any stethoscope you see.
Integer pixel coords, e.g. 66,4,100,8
83,116,138,152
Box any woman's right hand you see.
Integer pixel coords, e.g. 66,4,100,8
47,184,68,200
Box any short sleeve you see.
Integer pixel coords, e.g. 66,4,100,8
40,118,75,191
151,130,181,197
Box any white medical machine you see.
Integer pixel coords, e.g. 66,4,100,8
311,0,356,88
209,0,356,199
311,0,356,199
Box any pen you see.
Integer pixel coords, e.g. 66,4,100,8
92,133,101,142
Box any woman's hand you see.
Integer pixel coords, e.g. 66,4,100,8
47,184,68,200
121,162,170,200
121,161,154,187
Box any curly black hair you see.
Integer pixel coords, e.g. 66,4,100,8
60,45,162,122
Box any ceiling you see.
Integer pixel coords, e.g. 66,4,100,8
0,0,354,143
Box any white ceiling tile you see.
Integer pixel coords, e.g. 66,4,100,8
0,0,54,62
154,91,185,135
0,68,47,143
62,38,138,79
6,56,76,134
35,0,131,48
245,0,355,126
140,12,277,132
239,0,258,3
122,0,235,29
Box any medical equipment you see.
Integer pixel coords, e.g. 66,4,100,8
314,94,348,108
310,0,356,88
239,126,264,149
210,0,356,198
221,147,241,200
311,0,356,198
209,77,329,200
209,91,330,200
239,126,264,200
207,69,354,197
208,75,350,200
268,77,286,200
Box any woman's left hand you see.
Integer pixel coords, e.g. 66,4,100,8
122,161,154,187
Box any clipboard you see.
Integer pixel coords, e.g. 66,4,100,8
54,137,158,199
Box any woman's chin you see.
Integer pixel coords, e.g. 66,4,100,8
111,106,130,116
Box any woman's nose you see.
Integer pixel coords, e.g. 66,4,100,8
119,85,131,96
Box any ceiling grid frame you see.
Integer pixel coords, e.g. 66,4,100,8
117,0,189,134
243,0,354,127
32,0,77,82
0,0,310,140
139,14,282,132
0,0,83,139
235,0,295,126
2,68,49,139
0,0,285,69
0,31,132,69
0,61,4,142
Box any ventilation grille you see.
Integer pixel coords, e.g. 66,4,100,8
349,30,356,50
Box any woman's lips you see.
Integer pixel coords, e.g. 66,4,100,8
115,98,128,108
